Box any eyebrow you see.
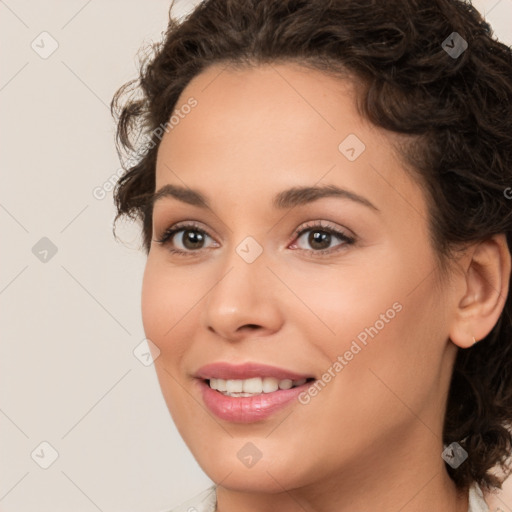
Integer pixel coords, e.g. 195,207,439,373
150,183,379,212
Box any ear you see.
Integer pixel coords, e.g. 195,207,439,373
449,233,511,349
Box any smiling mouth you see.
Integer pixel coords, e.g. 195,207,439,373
205,376,316,397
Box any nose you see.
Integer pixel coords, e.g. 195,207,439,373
199,244,283,342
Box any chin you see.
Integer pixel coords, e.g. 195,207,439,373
193,445,311,493
207,466,302,494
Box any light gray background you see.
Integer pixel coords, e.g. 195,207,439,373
1,1,511,511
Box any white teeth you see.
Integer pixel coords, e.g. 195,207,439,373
243,377,262,393
226,379,243,393
262,377,279,393
278,379,293,390
208,376,309,395
209,378,228,391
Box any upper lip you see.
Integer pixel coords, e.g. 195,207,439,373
195,362,315,381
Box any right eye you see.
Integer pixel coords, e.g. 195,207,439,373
155,222,218,256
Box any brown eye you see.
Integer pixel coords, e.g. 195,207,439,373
306,230,333,250
155,223,216,255
179,229,207,250
293,225,354,254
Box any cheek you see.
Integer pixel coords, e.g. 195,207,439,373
140,260,201,427
279,254,402,342
141,262,167,345
320,279,443,433
140,260,189,365
140,259,199,349
294,251,442,412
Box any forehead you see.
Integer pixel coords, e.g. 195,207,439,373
157,63,373,174
167,62,364,134
154,62,428,224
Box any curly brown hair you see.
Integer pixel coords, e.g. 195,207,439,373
110,0,512,494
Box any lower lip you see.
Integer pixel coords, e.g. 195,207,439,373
198,379,313,423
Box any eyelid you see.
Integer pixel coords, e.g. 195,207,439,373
290,220,354,243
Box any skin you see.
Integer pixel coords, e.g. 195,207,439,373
141,62,511,512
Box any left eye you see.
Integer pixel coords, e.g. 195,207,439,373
291,225,355,254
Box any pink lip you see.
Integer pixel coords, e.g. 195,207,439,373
194,362,315,423
195,362,314,381
197,379,314,423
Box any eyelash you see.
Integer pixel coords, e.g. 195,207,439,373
154,220,356,257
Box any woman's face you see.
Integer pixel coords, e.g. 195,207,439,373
141,63,460,493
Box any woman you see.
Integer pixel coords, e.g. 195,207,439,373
110,0,512,510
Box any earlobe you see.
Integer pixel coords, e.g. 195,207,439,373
449,233,511,349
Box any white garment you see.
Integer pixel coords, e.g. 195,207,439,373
165,480,489,512
468,481,490,512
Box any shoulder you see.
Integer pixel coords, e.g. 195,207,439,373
162,485,217,512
